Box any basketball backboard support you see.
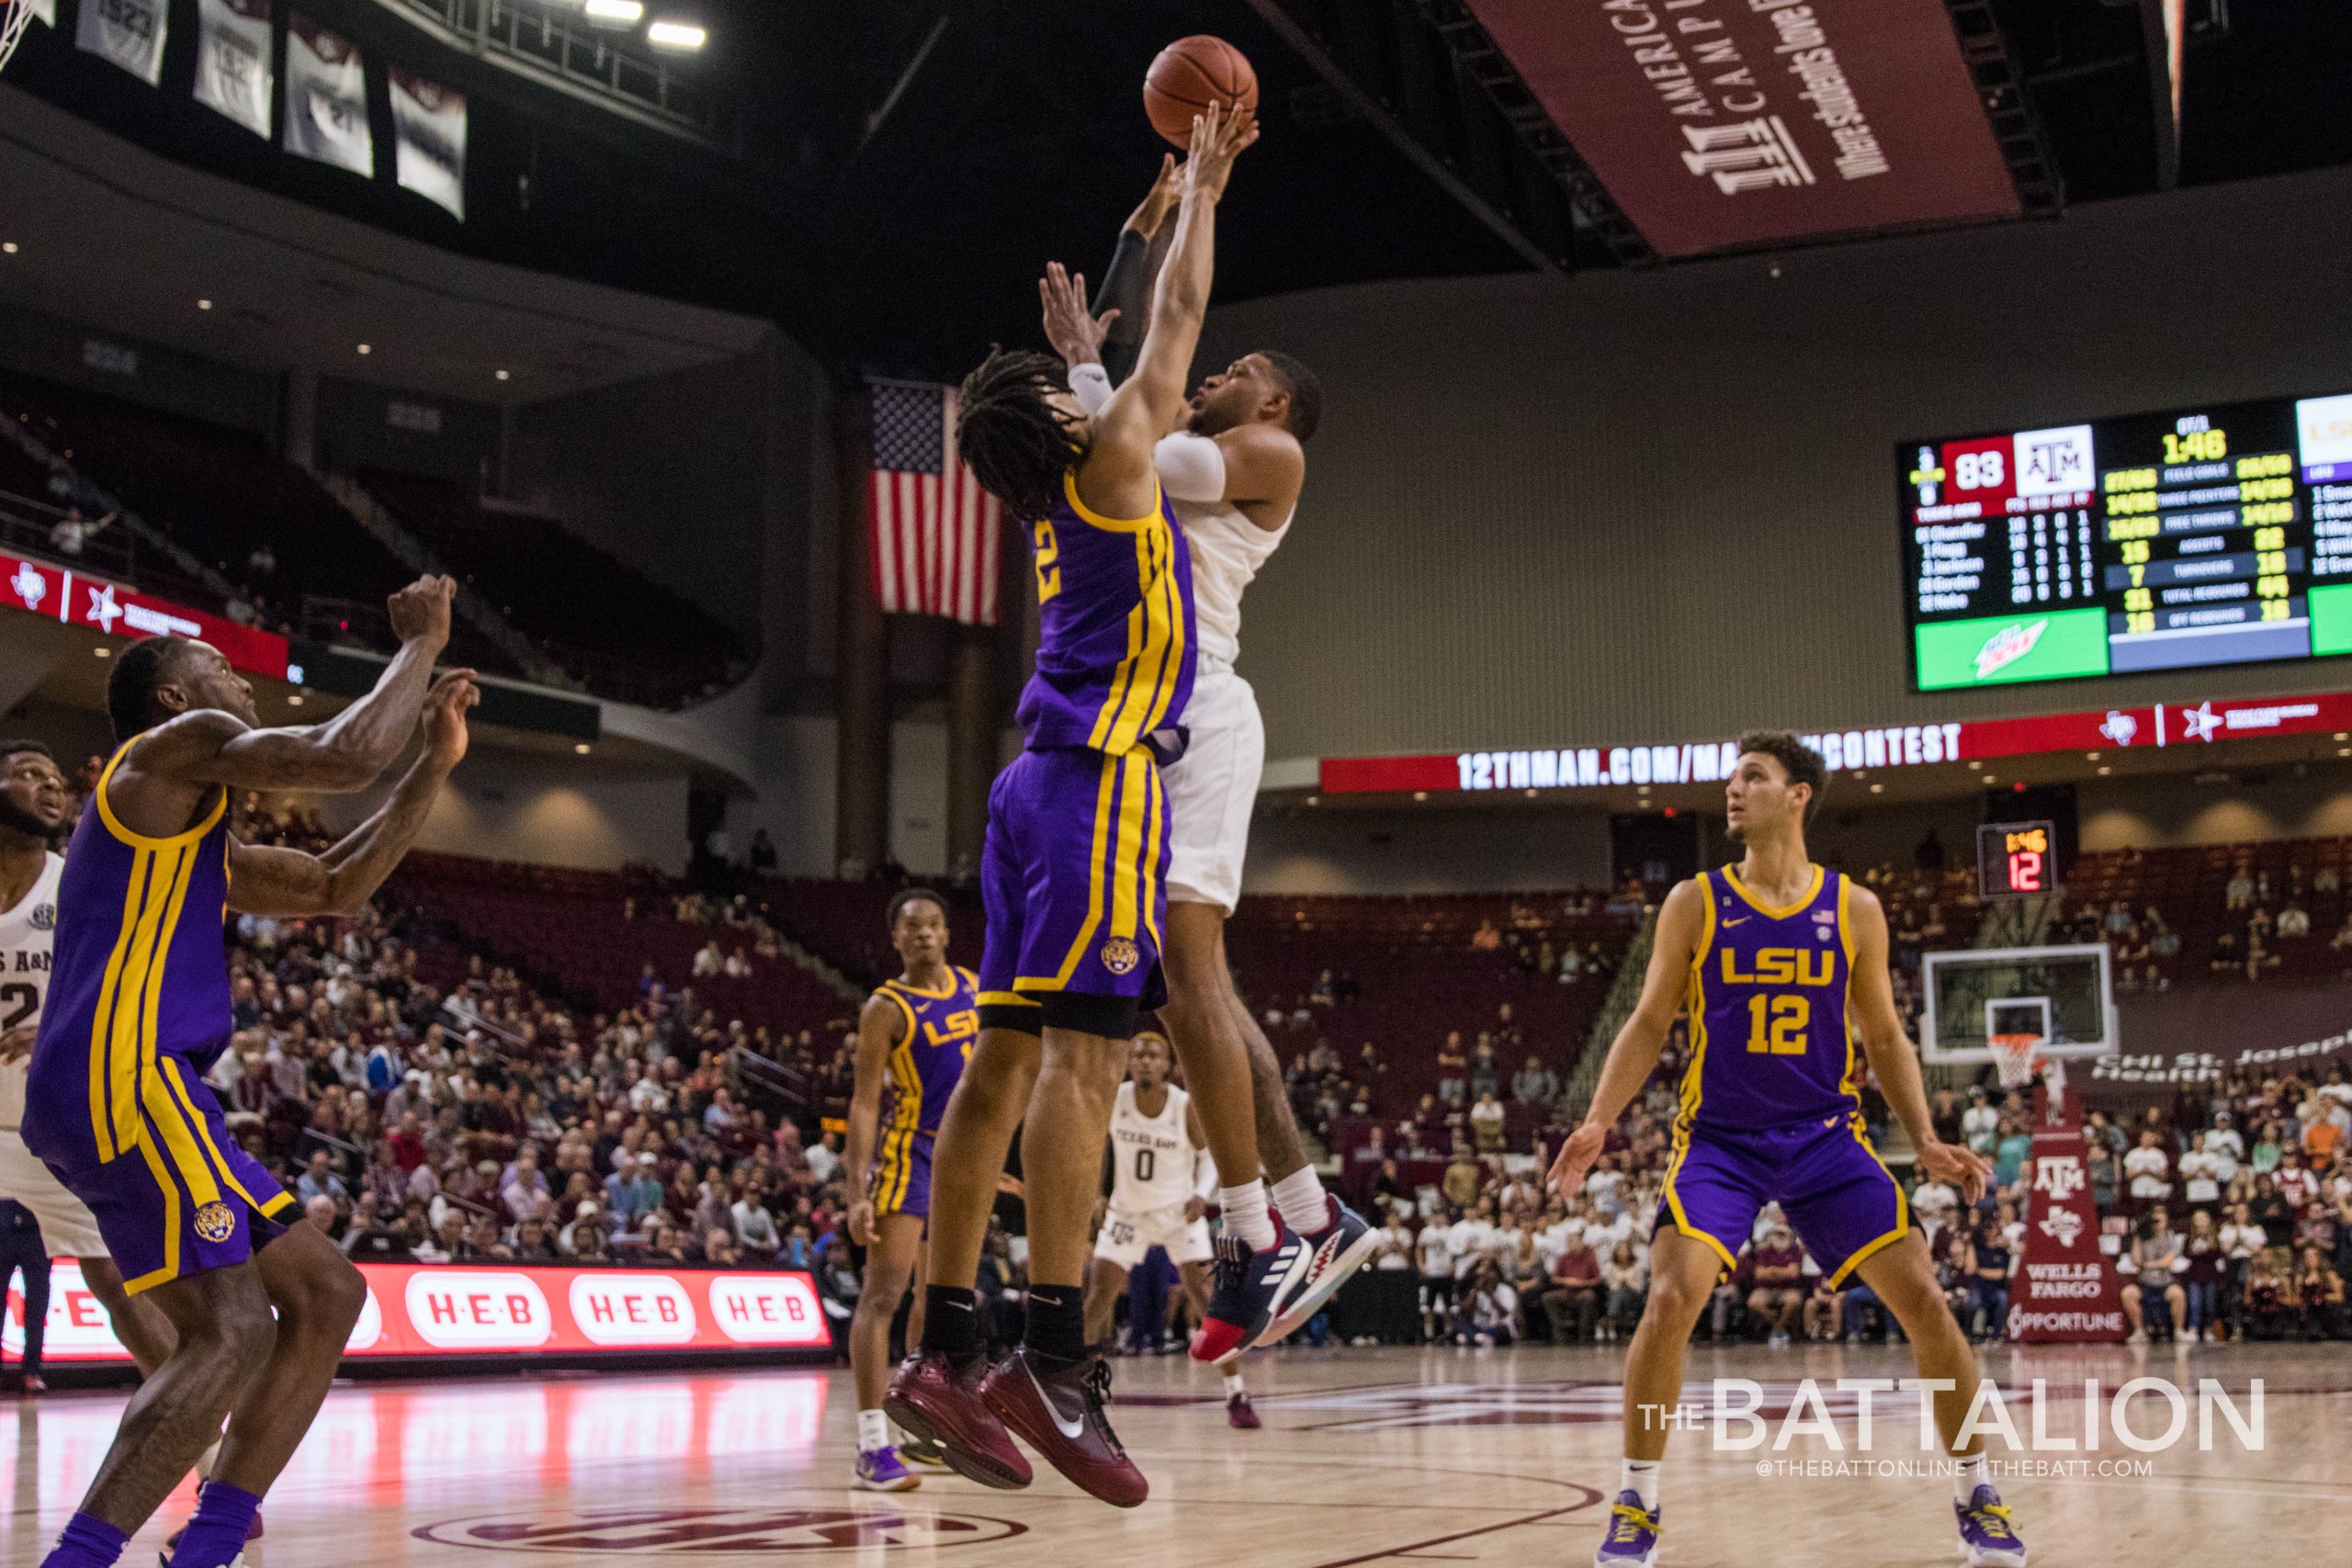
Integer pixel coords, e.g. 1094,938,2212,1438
1919,943,2116,1066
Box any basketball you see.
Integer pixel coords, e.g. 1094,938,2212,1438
1143,35,1257,149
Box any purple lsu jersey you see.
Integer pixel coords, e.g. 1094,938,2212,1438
868,967,978,1217
24,742,293,1292
1015,471,1196,765
1656,864,1910,1286
1677,864,1860,1135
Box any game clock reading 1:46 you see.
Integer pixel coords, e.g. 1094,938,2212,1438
1900,388,2352,690
1976,820,2054,901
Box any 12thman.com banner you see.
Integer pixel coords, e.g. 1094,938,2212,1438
6,1262,833,1364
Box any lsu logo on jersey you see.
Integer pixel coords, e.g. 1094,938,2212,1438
923,1009,979,1050
1719,947,1838,987
193,1202,237,1244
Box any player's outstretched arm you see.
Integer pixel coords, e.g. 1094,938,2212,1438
1549,878,1704,1200
1846,885,1992,1205
842,994,904,1246
1082,104,1257,511
225,671,477,919
145,575,459,795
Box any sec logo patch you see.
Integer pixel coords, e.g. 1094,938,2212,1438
30,903,54,931
1099,937,1139,976
193,1201,237,1244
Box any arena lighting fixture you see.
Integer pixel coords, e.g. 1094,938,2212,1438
495,369,511,381
1305,795,1318,807
2098,766,2112,775
91,646,109,659
574,742,593,754
647,19,707,51
2086,751,2100,761
2,242,16,254
582,0,643,23
1870,784,1884,794
1522,787,1536,798
198,299,213,310
356,343,372,355
287,694,304,707
1412,791,1428,802
2336,732,2349,741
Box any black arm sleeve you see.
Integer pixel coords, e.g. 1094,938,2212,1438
1091,227,1154,387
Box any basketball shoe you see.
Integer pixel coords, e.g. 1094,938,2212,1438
160,1513,264,1567
897,1431,952,1470
884,1350,1033,1491
1262,1195,1378,1346
1227,1391,1261,1429
854,1446,919,1493
978,1349,1147,1507
1593,1490,1658,1567
1192,1228,1310,1365
1955,1483,2027,1567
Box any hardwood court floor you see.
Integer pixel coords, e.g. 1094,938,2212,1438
4,1339,2345,1565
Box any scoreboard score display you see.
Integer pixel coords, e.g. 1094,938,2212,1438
1977,819,2055,900
1902,389,2352,690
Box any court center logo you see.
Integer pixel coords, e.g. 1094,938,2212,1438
1099,937,1139,976
192,1201,237,1243
415,1506,1028,1554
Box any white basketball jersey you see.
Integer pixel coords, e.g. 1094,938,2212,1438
1108,1080,1196,1214
0,853,64,1132
1173,498,1290,677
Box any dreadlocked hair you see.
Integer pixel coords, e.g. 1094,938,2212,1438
956,347,1084,523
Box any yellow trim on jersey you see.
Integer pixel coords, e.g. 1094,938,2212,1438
94,741,226,852
1657,1139,1736,1275
1059,469,1160,533
1827,1114,1912,1286
163,1056,267,1213
978,990,1039,1010
87,846,154,1161
1088,504,1188,755
120,1134,183,1295
1035,752,1119,987
1721,863,1824,921
1107,751,1149,941
1676,872,1719,1135
1139,762,1165,958
884,972,960,1001
1836,873,1865,1110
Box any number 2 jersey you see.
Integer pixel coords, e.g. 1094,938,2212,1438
0,852,63,1135
1678,864,1860,1137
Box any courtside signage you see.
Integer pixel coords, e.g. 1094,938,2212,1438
1319,692,2352,795
5,1262,831,1363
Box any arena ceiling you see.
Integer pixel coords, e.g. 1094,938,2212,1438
3,0,2350,382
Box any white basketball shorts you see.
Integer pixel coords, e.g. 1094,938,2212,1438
0,1130,110,1259
1093,1201,1215,1269
1162,669,1264,915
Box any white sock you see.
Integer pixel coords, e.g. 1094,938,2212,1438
1220,1179,1277,1250
1952,1450,1990,1502
1271,1167,1330,1235
858,1407,890,1452
1222,1367,1246,1396
1623,1459,1660,1511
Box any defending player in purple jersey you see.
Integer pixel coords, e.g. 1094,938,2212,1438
20,576,477,1568
1552,731,2025,1568
887,104,1283,1510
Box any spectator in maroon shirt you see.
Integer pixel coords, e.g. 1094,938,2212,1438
1544,1233,1604,1344
1747,1225,1806,1346
386,1111,428,1174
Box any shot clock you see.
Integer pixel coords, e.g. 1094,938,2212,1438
1902,388,2352,689
1977,820,2055,900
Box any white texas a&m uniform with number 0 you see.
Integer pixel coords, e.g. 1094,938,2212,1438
1095,1079,1214,1269
1160,495,1291,913
0,852,108,1258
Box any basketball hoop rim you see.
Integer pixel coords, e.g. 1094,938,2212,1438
1989,1032,2044,1089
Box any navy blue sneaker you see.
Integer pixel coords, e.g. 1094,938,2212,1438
1262,1195,1379,1346
1191,1228,1310,1366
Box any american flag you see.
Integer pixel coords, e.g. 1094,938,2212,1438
869,379,1002,626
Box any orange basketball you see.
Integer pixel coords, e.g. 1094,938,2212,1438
1143,35,1258,150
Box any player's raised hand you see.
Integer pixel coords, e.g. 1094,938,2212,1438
1547,1119,1608,1201
388,574,458,652
1182,100,1259,205
1917,1137,1994,1208
1039,261,1116,367
1124,152,1181,240
421,670,481,769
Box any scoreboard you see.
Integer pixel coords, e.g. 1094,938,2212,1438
1901,389,2352,690
1977,820,2054,900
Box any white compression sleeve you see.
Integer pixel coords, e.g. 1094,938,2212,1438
1153,430,1227,502
1068,361,1113,416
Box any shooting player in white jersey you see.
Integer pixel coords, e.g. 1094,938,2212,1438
1041,162,1374,1354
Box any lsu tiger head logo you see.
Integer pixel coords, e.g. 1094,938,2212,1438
1099,938,1140,976
193,1201,237,1244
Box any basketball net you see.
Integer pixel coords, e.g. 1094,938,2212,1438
1,2,36,76
1991,1032,2067,1124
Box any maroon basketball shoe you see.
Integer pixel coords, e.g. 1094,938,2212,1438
884,1350,1033,1491
979,1349,1147,1508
